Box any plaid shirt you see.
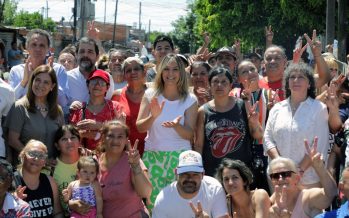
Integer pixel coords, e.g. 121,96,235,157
1,192,31,218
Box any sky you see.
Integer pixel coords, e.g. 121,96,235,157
16,0,190,33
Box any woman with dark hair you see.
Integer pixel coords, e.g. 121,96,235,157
195,66,263,177
52,125,81,217
189,61,212,106
69,69,124,151
215,158,270,218
6,65,64,159
264,62,329,188
137,53,198,207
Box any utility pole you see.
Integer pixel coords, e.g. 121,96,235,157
103,0,107,34
46,0,49,19
325,0,335,45
112,0,119,48
337,0,347,62
73,0,77,42
139,2,141,40
80,0,86,38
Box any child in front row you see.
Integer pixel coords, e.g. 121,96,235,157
64,156,103,218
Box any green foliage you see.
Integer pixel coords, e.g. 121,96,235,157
13,11,56,32
170,0,329,57
149,30,166,47
3,0,17,25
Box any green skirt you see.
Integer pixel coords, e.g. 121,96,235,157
142,150,184,209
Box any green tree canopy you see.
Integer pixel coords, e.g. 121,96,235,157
14,11,56,32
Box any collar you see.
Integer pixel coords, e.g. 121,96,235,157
2,192,18,213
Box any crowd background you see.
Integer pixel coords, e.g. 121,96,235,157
0,19,349,217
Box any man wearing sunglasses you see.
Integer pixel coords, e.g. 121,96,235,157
268,140,337,218
0,159,31,217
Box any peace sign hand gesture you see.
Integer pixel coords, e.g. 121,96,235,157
189,201,210,218
304,30,322,58
126,139,140,168
293,38,308,63
304,136,323,169
272,185,291,218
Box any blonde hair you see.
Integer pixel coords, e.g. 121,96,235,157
17,139,48,170
154,53,189,100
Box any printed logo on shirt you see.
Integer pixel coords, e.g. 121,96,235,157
206,118,245,158
28,197,53,217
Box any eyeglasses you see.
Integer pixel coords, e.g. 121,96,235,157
269,171,295,181
26,150,48,160
89,79,107,87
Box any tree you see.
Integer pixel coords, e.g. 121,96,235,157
193,0,328,57
3,0,17,25
14,11,56,32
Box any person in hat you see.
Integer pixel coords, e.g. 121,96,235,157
0,159,31,217
69,69,124,151
247,52,263,75
152,150,228,218
215,47,238,85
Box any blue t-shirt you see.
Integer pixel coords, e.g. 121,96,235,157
314,201,349,218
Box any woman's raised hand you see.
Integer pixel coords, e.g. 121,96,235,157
150,97,165,118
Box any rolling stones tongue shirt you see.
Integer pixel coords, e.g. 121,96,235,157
202,99,252,176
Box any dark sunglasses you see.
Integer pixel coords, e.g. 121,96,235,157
269,171,295,180
26,150,48,160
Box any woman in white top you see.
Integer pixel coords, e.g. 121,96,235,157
264,62,329,188
136,53,198,208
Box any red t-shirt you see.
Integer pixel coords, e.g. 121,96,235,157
259,77,285,101
69,100,124,150
112,87,147,156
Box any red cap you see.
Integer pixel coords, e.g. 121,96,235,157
87,69,110,85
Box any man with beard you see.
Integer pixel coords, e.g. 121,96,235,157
66,37,114,104
9,29,69,107
108,49,127,90
152,150,228,218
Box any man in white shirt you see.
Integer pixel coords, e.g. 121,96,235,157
66,37,114,104
152,150,228,218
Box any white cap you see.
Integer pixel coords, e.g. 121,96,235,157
177,150,204,174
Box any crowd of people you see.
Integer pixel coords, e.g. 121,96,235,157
1,22,349,218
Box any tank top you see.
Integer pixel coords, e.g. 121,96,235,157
71,183,97,206
118,87,147,156
203,98,253,176
21,173,54,218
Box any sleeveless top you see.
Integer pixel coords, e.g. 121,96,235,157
118,86,147,156
291,190,309,218
21,173,54,218
71,182,96,206
203,98,252,176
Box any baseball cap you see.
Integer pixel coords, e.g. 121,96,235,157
177,150,204,174
87,69,110,85
247,52,262,60
0,159,14,177
216,46,237,60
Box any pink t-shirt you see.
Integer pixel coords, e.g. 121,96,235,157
98,152,147,218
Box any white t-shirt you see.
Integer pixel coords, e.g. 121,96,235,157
66,67,114,104
152,176,228,218
0,79,15,157
144,88,197,151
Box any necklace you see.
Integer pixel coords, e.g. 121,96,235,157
36,105,48,112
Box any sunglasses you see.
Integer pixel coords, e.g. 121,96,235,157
89,79,107,87
269,171,295,181
26,150,48,160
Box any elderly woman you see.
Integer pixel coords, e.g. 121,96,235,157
16,140,63,218
0,159,31,217
195,66,263,177
268,141,337,218
215,158,270,218
112,57,148,156
6,65,64,159
264,63,329,188
137,53,198,207
69,69,124,151
189,61,212,106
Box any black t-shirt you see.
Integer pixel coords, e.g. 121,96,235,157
202,98,252,176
